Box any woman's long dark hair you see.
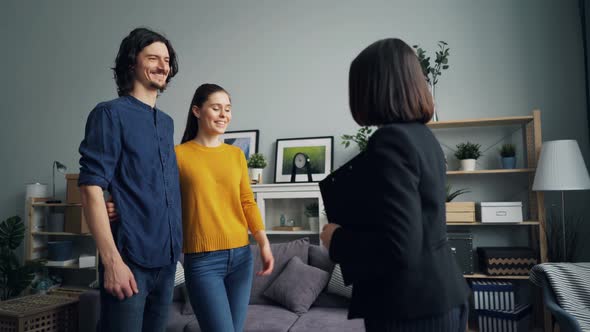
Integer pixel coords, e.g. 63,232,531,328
112,27,179,97
181,84,229,143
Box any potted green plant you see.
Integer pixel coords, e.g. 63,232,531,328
341,126,374,152
247,153,267,184
446,184,470,203
454,142,482,171
445,185,475,223
304,202,319,232
0,216,42,300
500,143,516,169
413,41,450,121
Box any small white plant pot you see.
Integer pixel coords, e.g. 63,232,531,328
460,159,476,171
249,168,263,183
308,217,319,232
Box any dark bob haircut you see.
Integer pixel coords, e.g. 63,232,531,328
348,38,434,125
112,27,179,96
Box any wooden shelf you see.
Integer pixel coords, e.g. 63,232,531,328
446,168,535,175
266,230,317,235
427,115,534,129
32,231,92,236
448,221,539,226
32,202,81,207
27,260,96,270
463,273,529,280
44,264,96,270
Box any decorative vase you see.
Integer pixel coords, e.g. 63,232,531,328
429,82,439,122
249,168,263,183
308,217,319,232
460,159,476,171
501,157,516,169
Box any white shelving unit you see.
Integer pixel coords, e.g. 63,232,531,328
251,183,327,244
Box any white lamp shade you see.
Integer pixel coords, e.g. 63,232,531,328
532,140,590,191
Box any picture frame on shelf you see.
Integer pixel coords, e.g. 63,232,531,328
274,136,333,183
220,130,259,161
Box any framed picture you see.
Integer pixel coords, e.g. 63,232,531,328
220,130,259,160
274,136,334,183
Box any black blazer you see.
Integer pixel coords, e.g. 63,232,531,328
320,123,469,320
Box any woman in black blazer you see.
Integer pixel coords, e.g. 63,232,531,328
320,38,469,332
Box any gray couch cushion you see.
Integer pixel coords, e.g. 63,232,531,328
250,238,310,304
166,301,196,332
288,307,364,332
244,304,299,332
308,245,335,273
263,256,330,314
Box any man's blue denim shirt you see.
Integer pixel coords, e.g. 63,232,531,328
78,95,182,268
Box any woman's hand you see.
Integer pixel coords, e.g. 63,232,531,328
257,244,274,276
320,223,341,250
253,230,274,276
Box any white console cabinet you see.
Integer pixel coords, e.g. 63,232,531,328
251,183,327,244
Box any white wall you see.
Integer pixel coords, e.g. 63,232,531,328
2,0,589,259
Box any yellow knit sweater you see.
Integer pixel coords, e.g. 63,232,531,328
175,141,264,253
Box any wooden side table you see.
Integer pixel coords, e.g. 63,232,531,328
0,294,78,332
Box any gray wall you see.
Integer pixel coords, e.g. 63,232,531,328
2,0,589,260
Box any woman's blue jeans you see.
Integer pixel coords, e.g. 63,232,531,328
184,245,253,332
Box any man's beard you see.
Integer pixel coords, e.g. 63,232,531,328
150,80,167,93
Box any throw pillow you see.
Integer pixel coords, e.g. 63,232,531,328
308,245,335,273
326,264,352,299
263,256,330,315
250,237,310,304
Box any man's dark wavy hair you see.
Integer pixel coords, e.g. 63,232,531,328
112,28,179,96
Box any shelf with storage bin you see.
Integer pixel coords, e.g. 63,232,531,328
26,197,98,286
430,110,549,331
251,183,326,244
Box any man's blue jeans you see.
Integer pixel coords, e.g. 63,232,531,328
98,258,176,332
184,245,253,332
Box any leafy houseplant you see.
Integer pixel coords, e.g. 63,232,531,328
413,41,450,121
445,185,475,223
454,142,482,171
341,127,374,152
500,143,517,169
304,202,319,218
446,184,470,203
247,153,267,184
500,144,516,158
247,153,267,169
0,216,40,300
304,202,320,232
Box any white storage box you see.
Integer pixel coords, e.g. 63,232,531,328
79,255,96,268
479,202,523,223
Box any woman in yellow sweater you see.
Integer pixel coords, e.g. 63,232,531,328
176,83,274,332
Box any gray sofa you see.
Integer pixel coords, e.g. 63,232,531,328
78,239,364,332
